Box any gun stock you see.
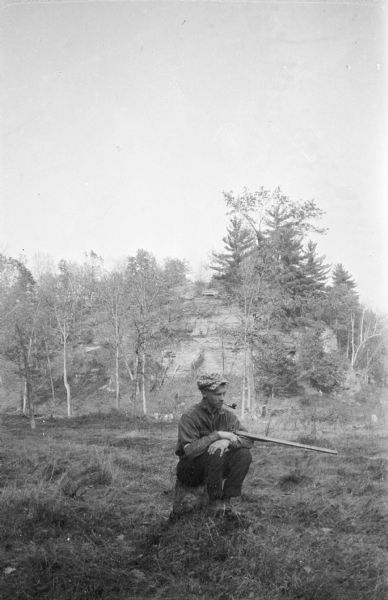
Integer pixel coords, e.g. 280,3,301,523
237,431,337,455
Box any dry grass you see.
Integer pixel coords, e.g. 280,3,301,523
0,392,387,599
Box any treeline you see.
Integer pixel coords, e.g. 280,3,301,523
0,250,189,426
209,188,387,410
0,187,386,424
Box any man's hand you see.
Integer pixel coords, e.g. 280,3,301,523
218,430,239,444
208,439,230,456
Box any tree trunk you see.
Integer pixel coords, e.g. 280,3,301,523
141,349,147,415
350,312,355,367
111,303,120,410
241,299,248,419
247,350,255,412
20,379,24,412
119,344,134,381
115,340,120,410
21,355,34,428
22,379,28,415
63,321,72,417
220,329,225,375
27,381,35,430
16,326,35,429
131,351,140,407
44,338,56,415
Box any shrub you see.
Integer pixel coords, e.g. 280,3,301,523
298,327,347,393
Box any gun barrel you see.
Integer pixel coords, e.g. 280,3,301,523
237,431,337,455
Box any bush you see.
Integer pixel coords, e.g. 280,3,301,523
309,350,347,393
253,332,299,397
298,327,347,393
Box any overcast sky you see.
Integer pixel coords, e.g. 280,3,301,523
1,1,387,310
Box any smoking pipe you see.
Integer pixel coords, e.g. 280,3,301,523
225,403,237,410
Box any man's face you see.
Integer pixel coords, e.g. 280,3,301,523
202,384,227,411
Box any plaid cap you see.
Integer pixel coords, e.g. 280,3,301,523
197,373,228,391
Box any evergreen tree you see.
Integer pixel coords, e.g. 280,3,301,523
303,241,330,292
292,241,331,317
263,199,312,324
252,331,299,397
218,187,329,328
325,264,359,353
332,264,357,290
210,217,255,287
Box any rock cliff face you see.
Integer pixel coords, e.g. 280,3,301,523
166,284,340,397
167,287,245,377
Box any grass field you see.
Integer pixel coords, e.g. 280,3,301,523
0,391,387,600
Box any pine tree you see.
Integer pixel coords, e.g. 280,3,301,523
222,187,327,326
265,201,306,299
332,264,357,290
210,217,255,286
327,264,359,353
302,241,330,293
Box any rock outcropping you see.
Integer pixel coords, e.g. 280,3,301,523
166,286,245,377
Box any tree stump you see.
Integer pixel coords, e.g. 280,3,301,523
171,478,208,518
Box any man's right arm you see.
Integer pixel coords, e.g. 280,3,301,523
178,415,221,458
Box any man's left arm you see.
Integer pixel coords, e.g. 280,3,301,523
227,414,253,449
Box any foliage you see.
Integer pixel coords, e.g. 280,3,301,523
220,187,331,325
252,331,299,397
210,216,255,289
297,327,347,393
0,255,39,422
163,257,189,288
0,248,191,416
0,186,387,417
332,263,357,289
324,268,359,352
211,187,387,396
303,241,331,293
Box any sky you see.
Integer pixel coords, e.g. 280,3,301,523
1,1,387,311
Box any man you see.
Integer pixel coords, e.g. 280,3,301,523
175,373,253,514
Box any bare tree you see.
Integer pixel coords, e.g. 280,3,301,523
41,261,84,417
350,308,387,381
99,269,135,410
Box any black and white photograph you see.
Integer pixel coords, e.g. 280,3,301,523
1,1,387,599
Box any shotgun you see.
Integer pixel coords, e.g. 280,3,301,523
237,431,338,455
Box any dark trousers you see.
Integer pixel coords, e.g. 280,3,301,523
176,447,252,501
